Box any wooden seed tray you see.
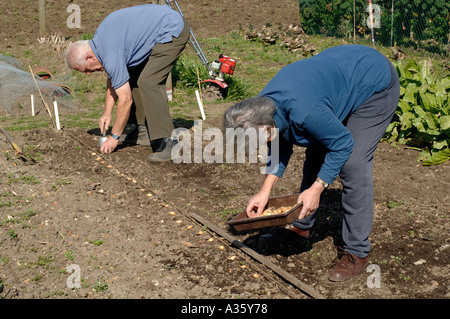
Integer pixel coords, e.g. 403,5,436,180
227,193,302,231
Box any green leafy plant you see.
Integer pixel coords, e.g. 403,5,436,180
94,280,108,293
384,59,450,165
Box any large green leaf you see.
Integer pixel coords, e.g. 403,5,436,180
418,60,432,83
439,115,450,130
422,148,450,165
399,112,415,130
411,117,426,133
433,139,449,150
423,113,438,131
403,83,418,104
398,100,412,113
413,105,427,118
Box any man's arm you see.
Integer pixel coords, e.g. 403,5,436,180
99,78,118,134
100,81,133,154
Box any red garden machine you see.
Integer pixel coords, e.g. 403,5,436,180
165,0,237,101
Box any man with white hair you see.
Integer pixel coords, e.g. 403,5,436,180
65,4,190,162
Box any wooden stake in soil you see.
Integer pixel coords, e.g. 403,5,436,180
196,68,206,120
31,94,35,116
38,0,46,38
195,90,206,121
53,99,61,130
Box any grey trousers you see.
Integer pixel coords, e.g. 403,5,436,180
293,57,400,258
128,17,190,141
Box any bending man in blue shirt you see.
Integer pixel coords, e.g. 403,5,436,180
64,4,190,161
223,44,400,282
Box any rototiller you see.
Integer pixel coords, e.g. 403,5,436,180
165,0,237,101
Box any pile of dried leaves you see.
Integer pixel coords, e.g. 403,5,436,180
245,24,316,56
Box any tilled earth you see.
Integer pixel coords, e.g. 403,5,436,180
0,102,449,300
0,0,449,302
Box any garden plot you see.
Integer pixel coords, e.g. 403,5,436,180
0,0,448,301
0,104,448,299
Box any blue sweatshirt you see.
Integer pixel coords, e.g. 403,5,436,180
259,45,391,184
89,4,184,90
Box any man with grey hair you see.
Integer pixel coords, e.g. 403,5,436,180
223,44,400,282
64,4,189,161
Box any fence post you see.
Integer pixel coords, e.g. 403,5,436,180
38,0,46,37
353,0,356,42
390,0,394,46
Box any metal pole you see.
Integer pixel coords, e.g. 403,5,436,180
166,0,212,73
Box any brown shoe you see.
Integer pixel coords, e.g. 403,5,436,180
259,224,311,245
329,249,368,282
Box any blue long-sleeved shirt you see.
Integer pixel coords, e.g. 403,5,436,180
260,45,391,184
89,4,184,90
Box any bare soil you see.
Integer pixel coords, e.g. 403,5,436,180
0,0,449,302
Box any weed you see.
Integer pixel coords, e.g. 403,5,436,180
1,209,37,227
64,250,75,260
38,255,54,268
5,174,39,185
0,256,9,265
8,229,17,239
390,255,405,266
23,145,42,162
80,33,94,40
399,273,411,281
0,200,12,208
217,208,240,220
56,179,71,185
94,280,108,293
91,239,105,246
21,208,37,221
32,272,43,282
388,200,406,209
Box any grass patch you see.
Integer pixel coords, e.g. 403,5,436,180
1,30,448,135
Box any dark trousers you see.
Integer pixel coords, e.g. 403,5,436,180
293,57,400,257
128,17,190,140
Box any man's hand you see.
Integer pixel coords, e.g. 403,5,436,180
97,81,132,154
246,174,280,218
246,192,270,218
99,114,111,135
100,136,119,154
297,181,324,220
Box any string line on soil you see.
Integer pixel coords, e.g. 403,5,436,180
62,127,325,299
